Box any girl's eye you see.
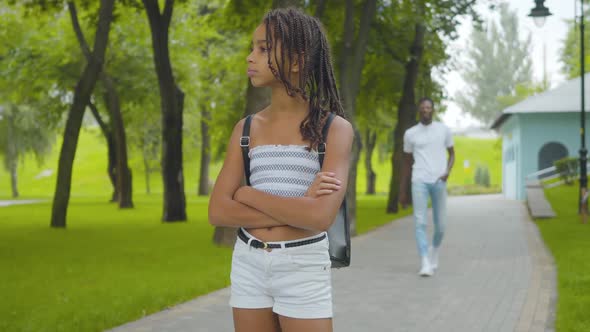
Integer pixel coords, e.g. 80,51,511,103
259,47,268,53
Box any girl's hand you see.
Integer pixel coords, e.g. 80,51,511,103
305,172,342,198
233,186,250,203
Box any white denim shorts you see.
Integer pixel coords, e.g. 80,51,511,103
229,228,333,319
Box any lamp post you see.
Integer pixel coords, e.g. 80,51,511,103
529,0,588,213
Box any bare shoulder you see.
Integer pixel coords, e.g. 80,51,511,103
329,115,354,138
231,115,252,138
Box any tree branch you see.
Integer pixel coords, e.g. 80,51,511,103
163,0,174,28
88,100,110,137
67,2,92,59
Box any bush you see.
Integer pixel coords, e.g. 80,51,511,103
554,157,578,185
474,164,490,187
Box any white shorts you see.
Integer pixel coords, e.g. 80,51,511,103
229,229,333,319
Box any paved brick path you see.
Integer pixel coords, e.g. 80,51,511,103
0,199,43,207
108,194,556,332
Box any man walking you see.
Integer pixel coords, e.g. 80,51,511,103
399,97,455,277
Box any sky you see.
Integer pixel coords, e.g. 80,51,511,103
440,0,574,129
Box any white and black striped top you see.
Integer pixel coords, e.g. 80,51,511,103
249,144,320,197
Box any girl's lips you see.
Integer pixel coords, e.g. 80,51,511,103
247,70,257,77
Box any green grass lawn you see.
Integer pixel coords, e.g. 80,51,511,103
0,129,495,331
0,193,409,332
539,185,590,332
0,195,232,332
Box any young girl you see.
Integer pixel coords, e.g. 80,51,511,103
208,7,353,332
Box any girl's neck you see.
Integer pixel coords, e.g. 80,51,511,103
267,85,309,119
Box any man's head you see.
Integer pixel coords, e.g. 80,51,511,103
417,97,434,125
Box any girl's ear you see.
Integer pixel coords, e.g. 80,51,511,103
291,54,304,73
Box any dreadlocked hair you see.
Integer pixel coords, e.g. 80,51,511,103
263,7,344,150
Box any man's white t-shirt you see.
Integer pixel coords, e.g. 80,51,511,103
403,121,454,183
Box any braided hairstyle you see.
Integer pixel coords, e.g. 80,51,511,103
263,7,344,150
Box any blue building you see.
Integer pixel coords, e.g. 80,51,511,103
492,73,590,200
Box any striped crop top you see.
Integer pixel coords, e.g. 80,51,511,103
249,144,320,197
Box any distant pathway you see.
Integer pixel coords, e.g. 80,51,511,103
108,195,556,332
0,200,44,207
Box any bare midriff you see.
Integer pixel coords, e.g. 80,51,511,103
246,225,321,242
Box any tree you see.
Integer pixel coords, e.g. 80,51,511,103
143,0,187,222
455,2,532,125
496,81,546,110
67,2,133,208
560,6,590,79
51,0,115,228
337,0,378,235
0,4,58,198
0,106,53,198
386,0,481,213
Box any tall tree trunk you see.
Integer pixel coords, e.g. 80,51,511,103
387,22,426,213
87,101,118,202
51,0,115,228
103,77,133,207
143,150,152,194
338,0,377,236
6,111,18,198
143,0,187,222
365,129,377,194
314,0,327,18
198,107,211,195
69,1,132,208
10,163,18,198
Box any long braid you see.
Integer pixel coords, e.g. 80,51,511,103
263,8,344,150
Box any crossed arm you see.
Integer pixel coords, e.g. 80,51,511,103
208,116,354,232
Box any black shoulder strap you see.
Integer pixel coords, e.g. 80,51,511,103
318,113,336,168
241,115,253,186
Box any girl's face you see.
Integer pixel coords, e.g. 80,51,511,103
246,24,276,87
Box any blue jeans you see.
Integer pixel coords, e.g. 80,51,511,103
411,181,447,257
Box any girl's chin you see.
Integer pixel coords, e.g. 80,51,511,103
250,79,270,88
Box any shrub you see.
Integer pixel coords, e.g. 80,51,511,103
554,157,579,185
474,164,490,187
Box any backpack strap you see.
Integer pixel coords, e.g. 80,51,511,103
318,113,336,168
241,115,253,186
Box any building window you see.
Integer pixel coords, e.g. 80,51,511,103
538,142,568,170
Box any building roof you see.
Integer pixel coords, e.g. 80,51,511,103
491,73,590,129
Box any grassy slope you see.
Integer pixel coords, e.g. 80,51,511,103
539,185,590,332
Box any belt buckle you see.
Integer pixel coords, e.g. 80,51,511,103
261,241,272,252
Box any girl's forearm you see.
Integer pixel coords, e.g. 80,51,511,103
235,187,337,231
209,197,285,228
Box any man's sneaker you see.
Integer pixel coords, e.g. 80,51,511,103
429,246,439,270
419,256,433,277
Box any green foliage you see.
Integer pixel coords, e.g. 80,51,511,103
0,106,54,173
474,164,490,187
456,3,533,125
559,6,590,79
496,81,547,110
555,157,579,185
